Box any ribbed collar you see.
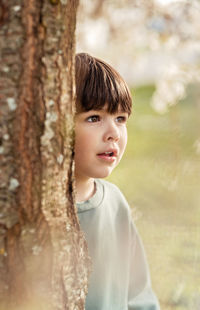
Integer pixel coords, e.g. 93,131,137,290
76,179,104,213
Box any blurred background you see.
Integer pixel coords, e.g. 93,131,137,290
76,0,200,309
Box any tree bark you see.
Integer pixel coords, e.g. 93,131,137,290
0,1,91,309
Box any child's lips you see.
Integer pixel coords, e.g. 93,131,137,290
97,149,118,162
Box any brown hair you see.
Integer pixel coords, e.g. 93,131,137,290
75,53,132,115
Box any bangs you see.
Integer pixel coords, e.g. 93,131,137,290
75,53,132,115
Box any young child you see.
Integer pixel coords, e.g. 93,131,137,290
74,53,160,310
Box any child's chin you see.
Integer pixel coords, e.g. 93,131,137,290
94,168,114,179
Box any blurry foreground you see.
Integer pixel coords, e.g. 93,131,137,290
107,84,200,310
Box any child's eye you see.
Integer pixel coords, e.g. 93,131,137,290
87,115,100,123
116,116,127,123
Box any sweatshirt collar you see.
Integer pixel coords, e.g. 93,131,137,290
76,179,104,213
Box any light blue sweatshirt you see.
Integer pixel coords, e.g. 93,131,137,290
77,179,160,310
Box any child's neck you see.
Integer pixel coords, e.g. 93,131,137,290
75,177,96,203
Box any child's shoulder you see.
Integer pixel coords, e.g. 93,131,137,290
96,179,130,210
96,178,123,194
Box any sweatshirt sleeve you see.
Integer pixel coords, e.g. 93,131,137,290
128,220,160,310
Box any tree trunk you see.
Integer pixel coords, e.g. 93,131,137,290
0,1,91,309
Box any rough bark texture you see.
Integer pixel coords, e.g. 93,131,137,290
0,1,91,309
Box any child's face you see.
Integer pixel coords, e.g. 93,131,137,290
74,106,128,182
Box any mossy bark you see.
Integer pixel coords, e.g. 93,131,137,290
0,1,91,309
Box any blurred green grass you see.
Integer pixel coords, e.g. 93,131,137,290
107,85,200,310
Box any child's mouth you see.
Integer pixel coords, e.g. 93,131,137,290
99,152,114,157
97,151,117,162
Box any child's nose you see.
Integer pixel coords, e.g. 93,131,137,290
103,122,120,142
